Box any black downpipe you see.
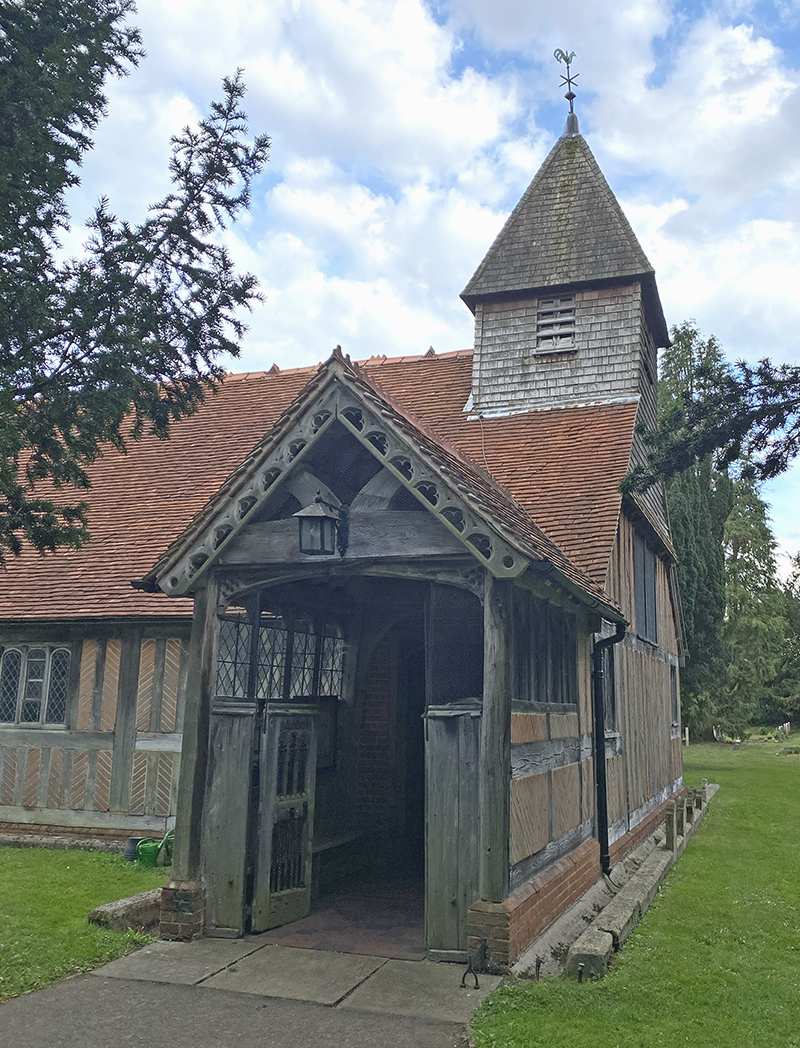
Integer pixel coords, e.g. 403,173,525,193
592,621,626,875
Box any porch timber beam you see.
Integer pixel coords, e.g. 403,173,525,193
480,572,512,902
172,576,218,883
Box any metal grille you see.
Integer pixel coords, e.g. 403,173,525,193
0,649,20,722
45,649,71,723
20,648,46,723
269,805,307,892
318,623,343,696
216,616,252,698
256,616,287,700
288,619,315,698
276,729,309,798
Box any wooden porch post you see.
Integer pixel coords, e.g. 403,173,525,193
170,576,218,885
480,573,512,902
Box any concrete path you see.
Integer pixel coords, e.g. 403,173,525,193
1,935,503,1048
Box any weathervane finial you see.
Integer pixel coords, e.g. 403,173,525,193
554,49,579,115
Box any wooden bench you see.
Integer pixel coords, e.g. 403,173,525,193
311,828,370,898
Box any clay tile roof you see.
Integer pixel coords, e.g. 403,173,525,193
0,350,636,623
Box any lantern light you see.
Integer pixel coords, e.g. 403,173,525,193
294,493,343,556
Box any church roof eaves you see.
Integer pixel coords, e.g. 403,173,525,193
142,350,622,621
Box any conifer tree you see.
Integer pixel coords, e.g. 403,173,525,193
659,323,731,737
716,475,788,737
0,0,270,562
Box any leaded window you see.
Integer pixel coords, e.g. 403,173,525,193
216,613,252,699
288,618,316,699
216,611,344,704
318,623,344,696
0,646,72,725
603,645,617,732
634,531,659,644
256,616,287,701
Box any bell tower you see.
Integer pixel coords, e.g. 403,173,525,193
461,79,669,421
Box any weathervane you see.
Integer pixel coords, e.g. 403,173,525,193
554,49,578,114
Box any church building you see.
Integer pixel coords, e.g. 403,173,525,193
0,112,684,971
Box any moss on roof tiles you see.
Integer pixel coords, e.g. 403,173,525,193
461,132,654,301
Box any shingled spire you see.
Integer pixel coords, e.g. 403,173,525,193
461,127,669,418
461,133,659,306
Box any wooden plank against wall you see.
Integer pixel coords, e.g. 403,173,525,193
109,631,142,813
172,578,218,883
151,639,167,732
457,711,481,949
91,640,107,731
76,641,96,732
204,713,254,934
480,573,512,902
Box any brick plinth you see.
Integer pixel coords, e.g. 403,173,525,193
0,821,131,843
468,838,601,972
160,880,205,941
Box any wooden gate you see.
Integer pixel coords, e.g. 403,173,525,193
424,701,481,960
252,705,317,932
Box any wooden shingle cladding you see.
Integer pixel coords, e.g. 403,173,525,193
470,283,645,415
0,622,189,834
460,130,668,348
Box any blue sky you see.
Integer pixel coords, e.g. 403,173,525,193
66,0,800,571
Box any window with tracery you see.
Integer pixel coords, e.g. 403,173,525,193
0,645,71,725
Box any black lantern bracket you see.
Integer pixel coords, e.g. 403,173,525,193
294,492,349,557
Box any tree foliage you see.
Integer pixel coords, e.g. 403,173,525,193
715,475,789,738
656,323,800,738
623,322,800,494
658,324,731,737
0,0,270,563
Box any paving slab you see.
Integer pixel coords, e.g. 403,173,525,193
203,944,387,1005
2,976,467,1048
91,936,266,985
339,959,503,1024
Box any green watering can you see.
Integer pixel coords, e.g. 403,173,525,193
136,829,175,867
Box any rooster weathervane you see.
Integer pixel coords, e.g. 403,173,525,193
554,49,578,113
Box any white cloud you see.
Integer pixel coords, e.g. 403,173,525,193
54,0,800,559
594,17,800,208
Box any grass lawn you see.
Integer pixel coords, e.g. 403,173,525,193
0,847,167,1001
472,743,800,1048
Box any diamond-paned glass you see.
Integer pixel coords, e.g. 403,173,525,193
46,648,71,723
318,623,343,696
288,618,316,698
216,616,252,699
20,648,46,722
257,616,287,701
0,649,21,722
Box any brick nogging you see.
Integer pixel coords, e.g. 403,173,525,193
0,821,132,843
358,639,393,810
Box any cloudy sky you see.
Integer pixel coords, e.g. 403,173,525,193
66,0,800,570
